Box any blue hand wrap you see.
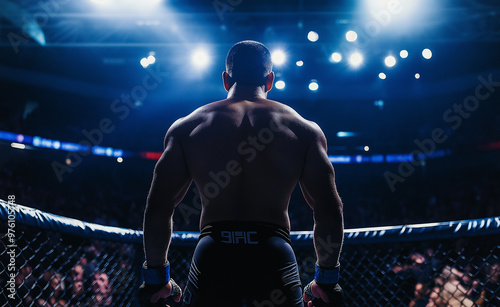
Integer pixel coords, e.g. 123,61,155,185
142,262,171,285
314,263,340,284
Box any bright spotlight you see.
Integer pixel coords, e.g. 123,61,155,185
117,157,123,163
140,57,149,68
147,55,156,64
308,80,319,91
11,142,25,150
275,80,285,90
271,50,286,65
422,48,432,59
378,72,386,80
348,52,363,67
400,50,408,58
90,0,111,4
191,49,210,68
346,30,357,42
296,60,304,67
384,55,396,68
415,73,421,79
307,31,319,42
364,146,370,152
331,52,342,63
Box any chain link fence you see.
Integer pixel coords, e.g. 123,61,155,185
1,200,499,306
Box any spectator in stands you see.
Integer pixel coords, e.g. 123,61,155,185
64,278,85,306
63,263,86,306
409,282,431,307
35,271,65,306
16,265,37,306
476,262,500,306
67,264,84,284
428,265,479,307
90,272,112,306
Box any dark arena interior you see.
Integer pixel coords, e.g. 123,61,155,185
1,0,500,306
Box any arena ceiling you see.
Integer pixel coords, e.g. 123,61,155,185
1,0,500,154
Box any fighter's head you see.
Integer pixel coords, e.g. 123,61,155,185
223,40,274,91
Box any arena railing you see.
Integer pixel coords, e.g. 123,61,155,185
1,199,499,306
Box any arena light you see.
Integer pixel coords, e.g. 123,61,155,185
374,99,384,109
140,58,149,68
384,55,396,68
140,53,156,68
90,0,112,4
422,48,432,59
400,50,408,58
147,54,156,65
364,146,370,152
296,60,304,67
191,49,210,69
307,31,319,42
378,72,386,80
117,157,123,163
11,142,25,150
308,80,319,91
271,50,286,65
90,0,164,11
275,80,285,90
331,52,342,63
346,30,358,42
415,73,421,79
348,52,363,67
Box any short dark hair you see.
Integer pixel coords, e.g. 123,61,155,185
225,40,273,85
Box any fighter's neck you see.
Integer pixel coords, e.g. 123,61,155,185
227,83,268,100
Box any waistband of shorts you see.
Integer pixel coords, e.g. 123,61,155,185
200,221,291,245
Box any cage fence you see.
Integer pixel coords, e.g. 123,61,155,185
1,200,499,306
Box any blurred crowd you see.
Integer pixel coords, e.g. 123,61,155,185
1,238,136,306
388,241,500,307
1,154,499,231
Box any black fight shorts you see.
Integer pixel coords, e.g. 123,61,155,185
182,221,304,307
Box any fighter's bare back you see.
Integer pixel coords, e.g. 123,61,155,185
164,95,324,231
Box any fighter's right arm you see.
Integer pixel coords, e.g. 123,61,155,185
299,123,344,269
299,124,345,306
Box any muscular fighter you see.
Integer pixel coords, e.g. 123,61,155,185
139,40,345,307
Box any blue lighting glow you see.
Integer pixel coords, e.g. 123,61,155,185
0,130,450,164
386,154,414,163
371,155,384,163
329,155,352,163
61,142,86,152
336,131,357,138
